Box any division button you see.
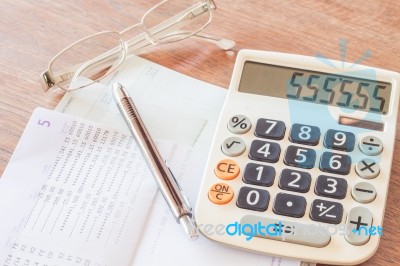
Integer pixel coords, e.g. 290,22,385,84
240,215,331,247
214,159,240,180
359,136,383,156
254,118,286,140
221,136,246,157
236,186,270,212
310,199,343,224
355,158,380,179
273,193,307,218
242,163,275,186
228,115,252,134
352,182,377,203
208,183,234,205
345,206,373,245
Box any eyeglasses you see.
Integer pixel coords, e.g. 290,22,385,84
40,0,235,92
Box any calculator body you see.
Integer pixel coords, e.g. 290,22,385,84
195,50,400,265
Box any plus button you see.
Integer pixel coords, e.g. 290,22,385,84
350,216,368,230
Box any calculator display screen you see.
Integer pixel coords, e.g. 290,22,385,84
238,61,392,114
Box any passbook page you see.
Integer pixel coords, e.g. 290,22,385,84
0,108,163,265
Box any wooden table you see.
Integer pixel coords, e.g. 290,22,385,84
0,0,399,265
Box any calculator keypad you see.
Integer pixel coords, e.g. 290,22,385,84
315,175,348,199
243,163,275,187
279,169,311,193
319,152,352,175
248,139,281,163
324,129,355,151
236,186,270,212
284,145,316,169
310,199,343,224
255,118,286,140
289,123,320,146
221,137,246,157
208,115,386,247
273,193,307,218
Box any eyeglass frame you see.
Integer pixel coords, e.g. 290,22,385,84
41,0,233,92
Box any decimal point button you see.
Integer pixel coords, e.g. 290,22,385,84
208,183,234,205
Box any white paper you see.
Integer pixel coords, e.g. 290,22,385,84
0,108,165,265
56,55,227,148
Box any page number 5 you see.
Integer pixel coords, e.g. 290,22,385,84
37,119,51,127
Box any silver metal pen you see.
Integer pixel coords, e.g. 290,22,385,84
112,82,198,239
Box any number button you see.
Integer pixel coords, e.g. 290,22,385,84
319,152,352,175
228,115,252,134
248,140,281,163
324,129,355,151
359,136,383,156
310,199,343,224
236,187,270,212
315,175,348,199
214,159,240,180
284,145,316,169
243,163,275,187
279,169,311,193
221,137,246,157
273,193,307,218
290,124,320,146
255,119,286,140
208,183,234,205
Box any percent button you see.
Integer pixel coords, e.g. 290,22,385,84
228,115,252,134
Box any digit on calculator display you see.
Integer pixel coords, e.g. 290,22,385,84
238,61,392,114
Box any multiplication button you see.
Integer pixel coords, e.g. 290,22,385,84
228,115,252,134
359,136,383,156
221,137,246,157
355,158,380,179
352,182,377,203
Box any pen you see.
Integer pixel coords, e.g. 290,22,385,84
112,82,198,239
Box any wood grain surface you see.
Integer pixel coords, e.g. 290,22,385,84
0,0,399,265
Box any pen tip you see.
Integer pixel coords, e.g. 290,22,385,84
112,82,129,100
180,215,199,240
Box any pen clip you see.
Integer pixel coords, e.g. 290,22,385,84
165,160,192,212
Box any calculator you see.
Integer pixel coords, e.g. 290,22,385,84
195,50,400,265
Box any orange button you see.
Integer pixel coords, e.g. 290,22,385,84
214,159,240,180
208,183,234,205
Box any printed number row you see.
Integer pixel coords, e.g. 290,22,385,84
255,119,355,151
249,140,352,175
243,164,347,199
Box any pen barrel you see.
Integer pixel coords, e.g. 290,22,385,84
117,95,191,222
